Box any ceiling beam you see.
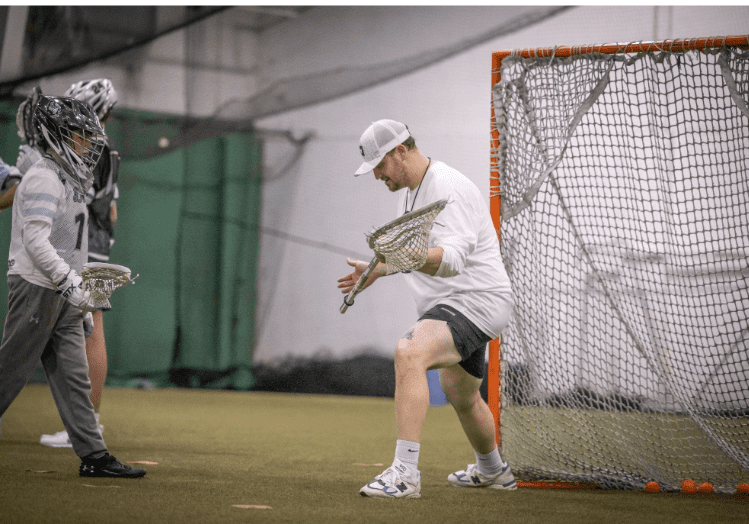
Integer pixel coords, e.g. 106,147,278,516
0,6,29,82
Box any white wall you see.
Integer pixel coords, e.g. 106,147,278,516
250,5,749,366
14,5,748,365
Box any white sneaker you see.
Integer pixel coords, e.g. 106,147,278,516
448,462,517,490
360,459,421,498
40,430,72,448
40,425,104,448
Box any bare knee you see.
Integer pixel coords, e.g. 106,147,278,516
441,377,475,411
439,367,484,412
394,338,428,376
448,388,484,415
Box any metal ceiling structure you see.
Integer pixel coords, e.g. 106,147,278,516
0,6,312,97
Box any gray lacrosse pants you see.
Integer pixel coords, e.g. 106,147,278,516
0,275,106,458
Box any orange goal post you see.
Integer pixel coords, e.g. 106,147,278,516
488,35,749,492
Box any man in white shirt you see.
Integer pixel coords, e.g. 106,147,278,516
338,119,516,498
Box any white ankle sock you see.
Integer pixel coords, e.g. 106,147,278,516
395,440,420,474
475,448,504,477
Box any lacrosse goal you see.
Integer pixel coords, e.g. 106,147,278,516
489,35,749,493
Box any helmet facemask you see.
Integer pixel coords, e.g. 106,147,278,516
59,127,105,180
35,96,106,188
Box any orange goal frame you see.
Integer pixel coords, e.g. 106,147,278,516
487,32,749,459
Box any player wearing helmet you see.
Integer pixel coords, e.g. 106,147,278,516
65,78,118,122
39,79,122,449
0,95,146,478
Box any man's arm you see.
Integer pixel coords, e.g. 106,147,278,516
416,246,444,276
0,184,18,210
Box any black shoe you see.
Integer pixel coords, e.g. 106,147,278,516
79,453,146,478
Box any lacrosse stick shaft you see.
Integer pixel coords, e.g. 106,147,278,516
340,257,379,314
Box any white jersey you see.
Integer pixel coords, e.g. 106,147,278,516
396,160,514,339
7,156,88,290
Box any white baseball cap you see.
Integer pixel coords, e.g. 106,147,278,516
355,119,411,176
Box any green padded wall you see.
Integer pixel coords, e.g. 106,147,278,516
0,103,261,389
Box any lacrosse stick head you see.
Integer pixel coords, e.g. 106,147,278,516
366,199,448,275
81,262,137,309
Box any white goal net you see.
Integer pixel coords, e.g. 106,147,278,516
490,36,749,493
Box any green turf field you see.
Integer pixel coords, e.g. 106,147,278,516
1,385,747,524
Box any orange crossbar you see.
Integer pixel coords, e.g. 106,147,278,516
517,481,598,491
492,34,749,63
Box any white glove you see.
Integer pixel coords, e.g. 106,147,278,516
83,311,94,338
16,144,43,175
56,270,96,313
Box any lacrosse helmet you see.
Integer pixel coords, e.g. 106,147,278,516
64,78,118,122
16,86,44,146
34,95,105,182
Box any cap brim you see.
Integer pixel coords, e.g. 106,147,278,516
354,154,384,176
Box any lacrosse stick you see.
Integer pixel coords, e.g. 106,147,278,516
340,199,448,313
81,262,138,310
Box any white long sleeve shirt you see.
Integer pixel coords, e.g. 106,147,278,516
7,156,88,289
396,160,514,339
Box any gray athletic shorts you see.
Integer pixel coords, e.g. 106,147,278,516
419,304,492,379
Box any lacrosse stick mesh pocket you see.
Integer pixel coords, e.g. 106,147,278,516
82,266,135,309
368,204,445,275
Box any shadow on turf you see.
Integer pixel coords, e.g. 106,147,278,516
250,354,491,400
29,352,492,400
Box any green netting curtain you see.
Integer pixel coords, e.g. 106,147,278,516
0,103,261,390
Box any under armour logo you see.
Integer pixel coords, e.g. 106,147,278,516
359,145,365,157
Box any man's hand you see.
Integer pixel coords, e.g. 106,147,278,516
56,270,96,313
337,257,384,294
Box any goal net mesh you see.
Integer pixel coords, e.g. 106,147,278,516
490,36,749,493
